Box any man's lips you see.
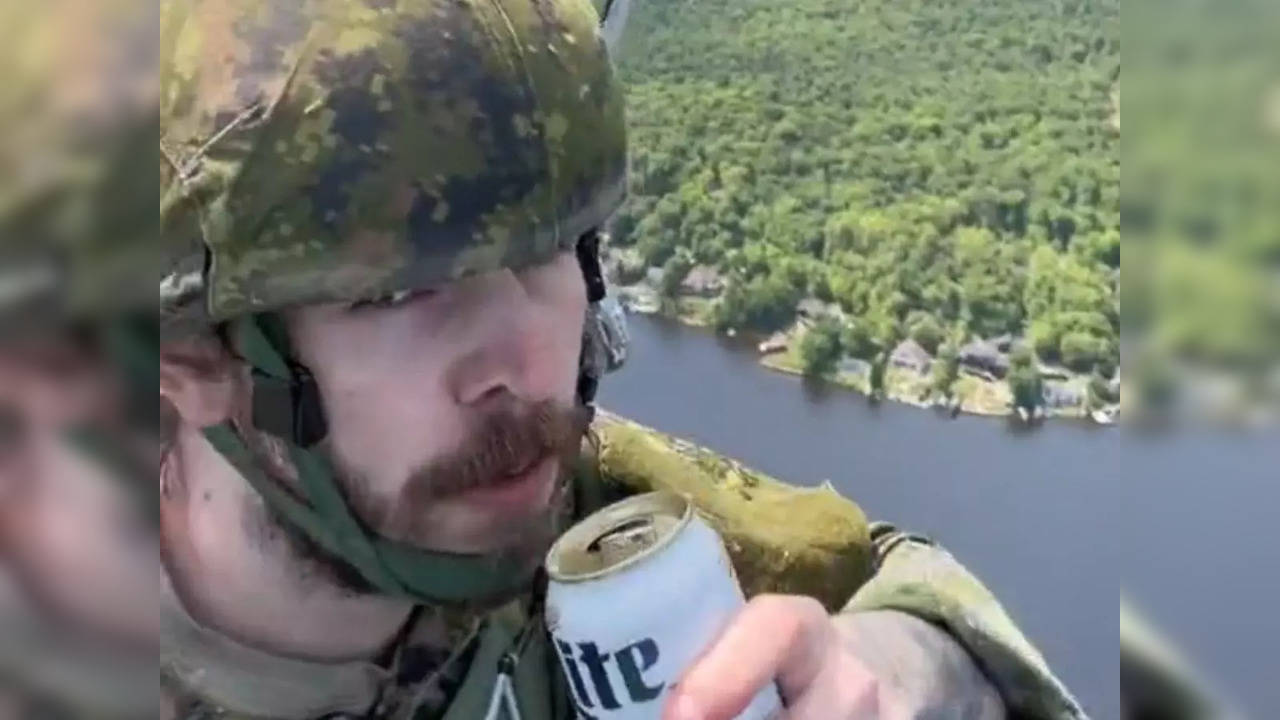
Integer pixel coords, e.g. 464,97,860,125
442,453,558,513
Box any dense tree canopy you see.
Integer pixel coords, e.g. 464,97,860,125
799,318,844,378
1008,346,1045,411
611,0,1119,369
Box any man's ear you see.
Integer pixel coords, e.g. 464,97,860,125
159,334,248,429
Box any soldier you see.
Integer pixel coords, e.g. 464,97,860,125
157,0,1086,718
0,2,158,715
0,309,159,720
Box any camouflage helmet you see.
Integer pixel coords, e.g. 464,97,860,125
0,0,159,533
1,0,157,331
160,0,628,327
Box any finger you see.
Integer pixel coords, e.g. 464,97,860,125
663,594,832,720
782,644,882,719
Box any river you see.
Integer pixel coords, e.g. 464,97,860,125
597,313,1279,719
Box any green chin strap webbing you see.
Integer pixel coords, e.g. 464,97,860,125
62,314,161,523
207,314,544,606
100,315,161,432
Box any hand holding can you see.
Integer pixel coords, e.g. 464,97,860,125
545,492,784,720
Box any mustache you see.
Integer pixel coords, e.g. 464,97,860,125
397,401,590,506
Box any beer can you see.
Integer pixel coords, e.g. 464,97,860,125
544,492,783,720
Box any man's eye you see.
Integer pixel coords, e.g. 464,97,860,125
347,295,399,312
347,289,434,312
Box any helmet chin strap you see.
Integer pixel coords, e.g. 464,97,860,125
576,230,608,406
62,314,161,524
204,232,613,606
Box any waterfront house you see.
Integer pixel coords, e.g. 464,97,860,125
796,297,844,321
1042,381,1084,408
615,285,659,314
680,265,726,297
990,333,1016,352
890,338,932,373
1036,361,1072,381
837,357,871,377
958,339,1010,378
605,247,646,285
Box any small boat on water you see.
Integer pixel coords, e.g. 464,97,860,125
757,332,789,355
1090,408,1117,425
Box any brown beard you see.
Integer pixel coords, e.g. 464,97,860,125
249,401,590,597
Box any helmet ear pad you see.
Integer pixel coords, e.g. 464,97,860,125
574,231,629,406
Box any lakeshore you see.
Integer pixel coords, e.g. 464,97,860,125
611,277,1113,423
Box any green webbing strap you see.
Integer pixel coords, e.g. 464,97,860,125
230,315,291,380
229,313,328,447
203,422,405,595
100,315,159,401
438,605,570,720
202,422,538,605
47,315,159,523
98,314,160,432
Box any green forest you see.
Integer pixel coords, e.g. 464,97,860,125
607,0,1120,375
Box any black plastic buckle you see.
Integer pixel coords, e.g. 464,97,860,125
576,231,607,303
250,364,328,448
291,364,328,448
576,373,599,406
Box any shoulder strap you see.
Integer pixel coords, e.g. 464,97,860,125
437,606,575,720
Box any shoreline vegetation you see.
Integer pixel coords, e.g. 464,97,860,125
611,269,1120,424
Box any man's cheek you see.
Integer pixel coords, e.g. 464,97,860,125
558,337,585,401
337,405,459,498
553,310,589,401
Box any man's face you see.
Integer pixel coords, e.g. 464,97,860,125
284,251,590,555
157,252,590,655
0,333,157,649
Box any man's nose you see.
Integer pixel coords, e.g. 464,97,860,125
445,268,554,409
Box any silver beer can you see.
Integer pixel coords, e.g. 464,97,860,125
545,492,783,720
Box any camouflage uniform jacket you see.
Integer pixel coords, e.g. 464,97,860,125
164,414,1088,720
